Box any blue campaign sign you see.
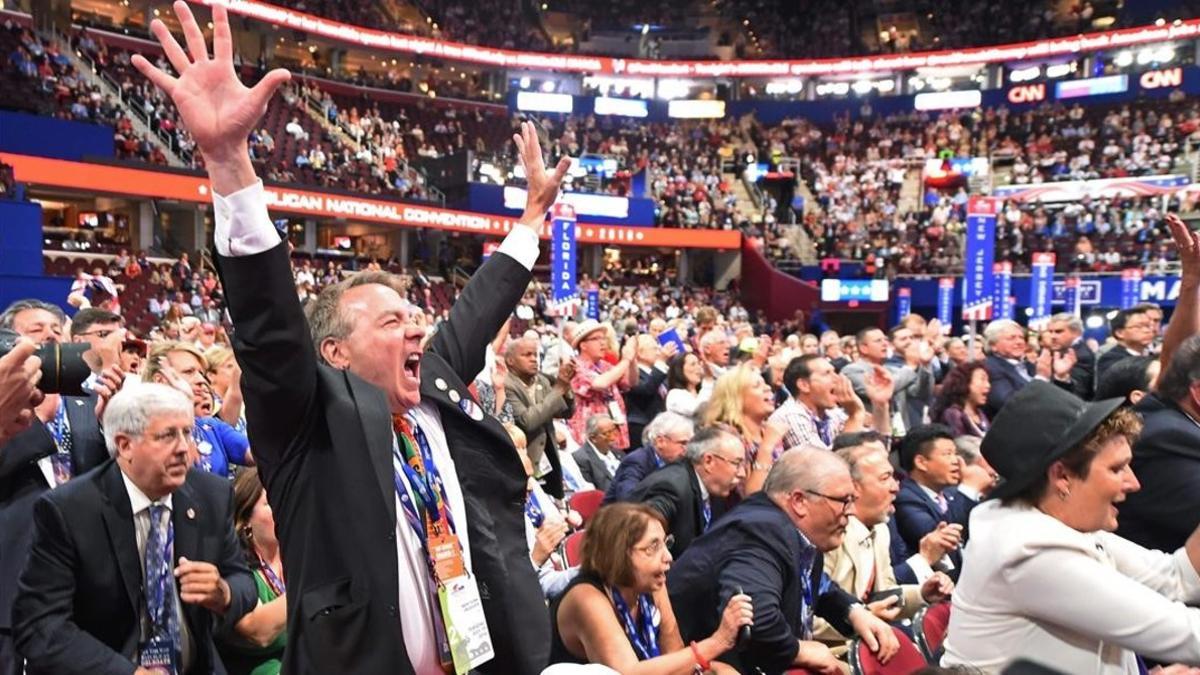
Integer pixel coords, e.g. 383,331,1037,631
1053,278,1098,307
962,197,998,321
1029,252,1055,327
896,287,912,323
586,288,600,320
937,278,955,327
993,262,1013,321
550,203,578,312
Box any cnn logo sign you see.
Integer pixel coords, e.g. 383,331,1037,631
1140,68,1182,90
1007,84,1046,104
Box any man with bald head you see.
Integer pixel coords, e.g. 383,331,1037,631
505,336,573,496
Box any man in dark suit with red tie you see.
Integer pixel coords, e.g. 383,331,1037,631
131,4,571,672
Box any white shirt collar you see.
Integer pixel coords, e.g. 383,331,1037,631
917,481,942,504
695,467,710,502
120,466,174,515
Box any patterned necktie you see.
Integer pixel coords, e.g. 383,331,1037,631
144,504,180,670
935,492,949,514
701,498,712,532
49,399,73,485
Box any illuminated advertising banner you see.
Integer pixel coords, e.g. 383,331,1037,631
193,0,1200,78
1140,67,1184,90
914,90,982,111
1056,74,1129,99
593,96,649,117
667,99,727,119
821,279,889,303
502,186,630,220
2,153,740,249
515,91,573,113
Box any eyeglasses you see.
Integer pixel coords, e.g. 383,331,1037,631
711,453,745,470
805,489,857,514
632,534,675,557
145,427,196,446
581,335,607,344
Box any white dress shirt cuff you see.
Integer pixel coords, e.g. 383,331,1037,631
905,553,935,583
496,225,540,271
212,180,281,257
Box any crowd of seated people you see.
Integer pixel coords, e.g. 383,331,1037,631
1,21,166,164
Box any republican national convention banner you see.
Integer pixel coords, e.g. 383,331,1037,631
962,197,998,321
992,262,1013,321
550,203,578,315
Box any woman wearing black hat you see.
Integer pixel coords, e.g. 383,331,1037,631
941,380,1200,674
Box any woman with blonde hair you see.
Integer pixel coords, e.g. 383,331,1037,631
701,363,786,494
205,345,246,431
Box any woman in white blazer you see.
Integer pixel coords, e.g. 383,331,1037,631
942,381,1200,674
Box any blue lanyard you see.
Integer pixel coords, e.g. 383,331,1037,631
257,552,286,596
609,587,661,661
525,492,545,529
49,398,68,449
651,451,665,469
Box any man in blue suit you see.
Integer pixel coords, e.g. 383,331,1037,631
892,425,975,580
602,411,693,504
982,319,1036,418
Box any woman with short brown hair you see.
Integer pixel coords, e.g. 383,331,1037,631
549,503,751,673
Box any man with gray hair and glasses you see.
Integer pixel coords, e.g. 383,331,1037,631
13,383,256,675
668,447,899,674
604,411,694,504
629,425,742,557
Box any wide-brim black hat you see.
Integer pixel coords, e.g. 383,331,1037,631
982,380,1125,501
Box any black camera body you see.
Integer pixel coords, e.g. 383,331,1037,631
0,329,92,396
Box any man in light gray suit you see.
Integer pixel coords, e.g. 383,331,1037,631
842,327,934,434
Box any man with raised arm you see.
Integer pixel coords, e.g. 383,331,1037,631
133,4,570,673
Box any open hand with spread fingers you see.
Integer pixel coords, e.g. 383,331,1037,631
131,1,290,190
512,120,571,225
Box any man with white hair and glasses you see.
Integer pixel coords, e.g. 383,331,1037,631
14,383,256,675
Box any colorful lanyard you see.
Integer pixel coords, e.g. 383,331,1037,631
609,587,661,661
256,552,286,597
392,417,460,575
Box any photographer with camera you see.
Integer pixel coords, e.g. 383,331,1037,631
0,341,43,445
0,299,112,675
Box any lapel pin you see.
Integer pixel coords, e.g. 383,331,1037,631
459,398,484,421
435,378,448,392
186,508,196,520
449,390,461,404
74,399,84,406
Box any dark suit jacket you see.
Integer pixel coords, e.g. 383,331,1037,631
668,492,858,674
629,462,724,558
983,354,1034,418
12,461,256,675
1064,340,1096,401
1116,394,1200,551
571,442,622,493
1096,345,1144,389
602,446,666,505
624,365,667,434
0,396,107,629
504,371,570,499
887,518,921,586
217,242,548,674
893,478,975,578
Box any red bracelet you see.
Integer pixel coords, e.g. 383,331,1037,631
690,641,711,671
